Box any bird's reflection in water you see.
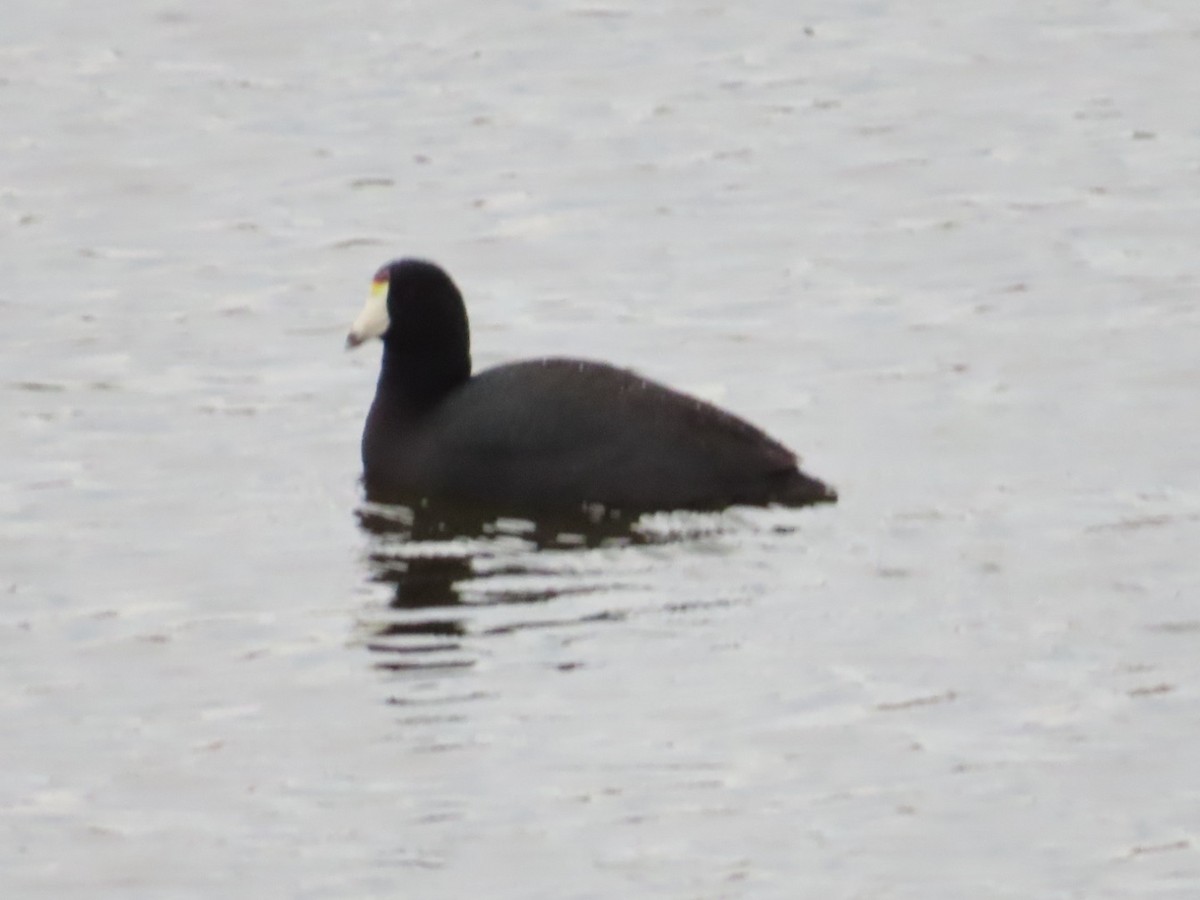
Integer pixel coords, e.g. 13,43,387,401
354,498,704,674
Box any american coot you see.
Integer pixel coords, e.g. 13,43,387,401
347,259,837,514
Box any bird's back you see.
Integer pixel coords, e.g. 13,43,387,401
363,358,834,512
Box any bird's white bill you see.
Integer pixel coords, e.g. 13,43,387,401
347,280,389,348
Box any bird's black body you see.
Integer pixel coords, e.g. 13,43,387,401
355,260,836,515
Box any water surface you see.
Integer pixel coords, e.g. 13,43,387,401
3,1,1200,897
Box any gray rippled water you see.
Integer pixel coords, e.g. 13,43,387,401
4,1,1199,897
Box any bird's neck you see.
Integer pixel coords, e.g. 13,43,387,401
376,342,471,416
